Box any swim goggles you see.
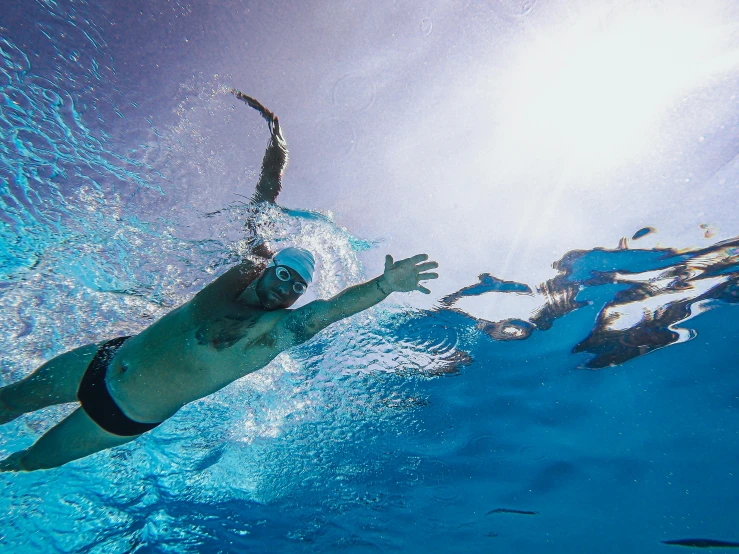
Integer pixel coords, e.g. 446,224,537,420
275,265,308,295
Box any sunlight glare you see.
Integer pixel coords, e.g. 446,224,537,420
494,4,739,179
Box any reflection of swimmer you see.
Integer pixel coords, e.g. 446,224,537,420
442,236,739,369
632,227,656,240
439,273,536,342
0,92,440,472
572,239,739,368
475,318,535,341
439,273,532,308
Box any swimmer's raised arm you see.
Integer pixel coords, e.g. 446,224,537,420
282,254,439,343
231,89,288,204
254,118,287,204
231,90,287,260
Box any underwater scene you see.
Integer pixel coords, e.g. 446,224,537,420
1,0,738,552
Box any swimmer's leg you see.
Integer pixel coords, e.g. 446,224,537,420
0,407,135,471
0,343,101,425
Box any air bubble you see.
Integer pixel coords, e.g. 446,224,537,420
489,0,537,22
420,18,433,37
314,116,357,160
331,74,376,113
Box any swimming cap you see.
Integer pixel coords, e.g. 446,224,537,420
268,247,315,284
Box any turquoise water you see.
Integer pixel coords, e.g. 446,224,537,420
2,1,739,552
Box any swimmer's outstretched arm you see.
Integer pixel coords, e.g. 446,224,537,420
231,89,288,204
282,254,439,343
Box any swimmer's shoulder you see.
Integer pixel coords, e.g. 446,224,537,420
193,259,267,311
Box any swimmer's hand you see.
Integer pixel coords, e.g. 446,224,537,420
380,254,439,295
231,89,283,139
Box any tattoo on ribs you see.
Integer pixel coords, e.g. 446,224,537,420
285,307,319,343
196,313,260,350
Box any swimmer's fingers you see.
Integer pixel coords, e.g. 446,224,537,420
408,253,429,264
271,116,286,144
416,261,438,272
385,254,394,272
231,89,277,124
383,253,438,294
416,270,437,295
231,89,262,110
234,90,268,113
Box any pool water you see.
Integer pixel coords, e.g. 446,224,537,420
2,1,738,552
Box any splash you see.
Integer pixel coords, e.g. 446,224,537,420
0,3,157,280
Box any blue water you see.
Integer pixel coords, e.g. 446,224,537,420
2,1,739,553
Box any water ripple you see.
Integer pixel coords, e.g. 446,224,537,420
332,73,377,114
489,0,538,22
313,116,357,161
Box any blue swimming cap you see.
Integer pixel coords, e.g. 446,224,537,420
269,247,315,284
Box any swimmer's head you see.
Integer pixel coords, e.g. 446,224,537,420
269,247,315,284
256,247,315,309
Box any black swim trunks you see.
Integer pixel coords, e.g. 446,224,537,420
77,336,162,437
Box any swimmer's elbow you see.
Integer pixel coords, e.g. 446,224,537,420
285,303,323,344
286,300,345,343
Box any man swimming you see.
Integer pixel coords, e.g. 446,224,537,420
0,92,439,471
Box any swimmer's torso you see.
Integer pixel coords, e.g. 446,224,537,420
105,290,296,423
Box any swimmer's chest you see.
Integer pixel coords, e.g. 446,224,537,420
194,301,289,352
190,305,297,386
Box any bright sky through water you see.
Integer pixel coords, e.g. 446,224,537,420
496,4,737,176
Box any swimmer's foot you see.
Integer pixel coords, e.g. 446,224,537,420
0,450,27,472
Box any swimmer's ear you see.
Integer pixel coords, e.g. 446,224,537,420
385,255,394,272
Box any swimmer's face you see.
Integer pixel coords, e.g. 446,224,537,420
256,266,308,310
